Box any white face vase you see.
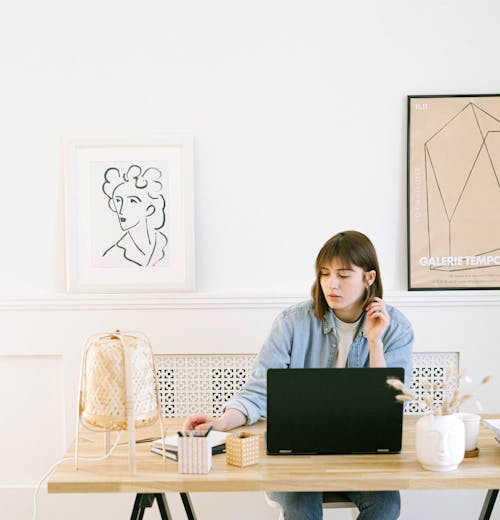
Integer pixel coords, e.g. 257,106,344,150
416,414,465,471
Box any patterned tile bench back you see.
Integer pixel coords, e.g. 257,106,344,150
155,352,459,417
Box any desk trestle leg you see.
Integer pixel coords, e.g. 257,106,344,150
479,489,498,520
131,493,172,520
180,493,198,520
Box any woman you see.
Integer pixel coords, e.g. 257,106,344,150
184,230,414,520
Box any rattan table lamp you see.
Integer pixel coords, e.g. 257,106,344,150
75,330,165,474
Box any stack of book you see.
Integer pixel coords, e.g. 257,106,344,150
151,431,229,461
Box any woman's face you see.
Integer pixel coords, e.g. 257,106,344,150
319,257,374,321
112,182,153,231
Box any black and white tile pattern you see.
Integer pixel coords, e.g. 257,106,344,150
155,352,459,417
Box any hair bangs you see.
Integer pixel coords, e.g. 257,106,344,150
316,240,356,272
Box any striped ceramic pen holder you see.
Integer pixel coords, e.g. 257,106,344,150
178,434,212,474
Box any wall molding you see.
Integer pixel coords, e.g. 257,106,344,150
1,290,500,311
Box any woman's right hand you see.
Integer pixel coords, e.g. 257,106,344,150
182,412,221,431
182,408,247,432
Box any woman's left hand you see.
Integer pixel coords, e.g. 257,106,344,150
364,297,390,346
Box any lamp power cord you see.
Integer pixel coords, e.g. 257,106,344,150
32,431,122,520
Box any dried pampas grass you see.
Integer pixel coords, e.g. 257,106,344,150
386,377,415,402
387,370,491,416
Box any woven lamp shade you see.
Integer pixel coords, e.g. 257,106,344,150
76,330,165,473
80,332,159,431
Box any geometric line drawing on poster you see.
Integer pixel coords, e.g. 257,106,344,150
424,102,500,272
102,164,167,267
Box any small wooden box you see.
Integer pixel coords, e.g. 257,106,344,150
226,432,259,467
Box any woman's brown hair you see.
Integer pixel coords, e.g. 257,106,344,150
311,230,383,320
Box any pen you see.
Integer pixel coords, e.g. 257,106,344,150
204,426,213,437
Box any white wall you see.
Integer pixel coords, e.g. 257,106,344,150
1,1,499,519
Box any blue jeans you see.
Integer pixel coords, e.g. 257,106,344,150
267,491,400,520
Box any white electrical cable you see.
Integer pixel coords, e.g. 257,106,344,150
32,431,123,520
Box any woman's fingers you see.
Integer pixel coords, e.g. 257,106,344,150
182,418,194,430
194,421,214,431
368,308,388,317
366,300,390,325
366,297,383,311
366,299,388,317
182,412,210,430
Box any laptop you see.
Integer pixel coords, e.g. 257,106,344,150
266,368,404,455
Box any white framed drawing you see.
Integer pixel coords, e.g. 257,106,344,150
65,136,195,292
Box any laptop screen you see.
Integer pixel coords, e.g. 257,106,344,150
266,368,404,455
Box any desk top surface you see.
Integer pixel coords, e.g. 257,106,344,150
48,416,500,493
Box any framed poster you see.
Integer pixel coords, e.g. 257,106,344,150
408,94,500,290
65,135,194,292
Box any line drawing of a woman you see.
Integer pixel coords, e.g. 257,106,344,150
101,164,168,267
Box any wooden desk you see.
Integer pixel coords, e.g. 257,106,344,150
48,416,500,519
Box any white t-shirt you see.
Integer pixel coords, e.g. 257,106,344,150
333,314,362,368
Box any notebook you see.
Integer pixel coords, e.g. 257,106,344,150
266,368,404,455
151,431,229,461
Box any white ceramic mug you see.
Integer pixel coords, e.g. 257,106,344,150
456,412,481,451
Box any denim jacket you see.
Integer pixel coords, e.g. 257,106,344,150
225,299,414,425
